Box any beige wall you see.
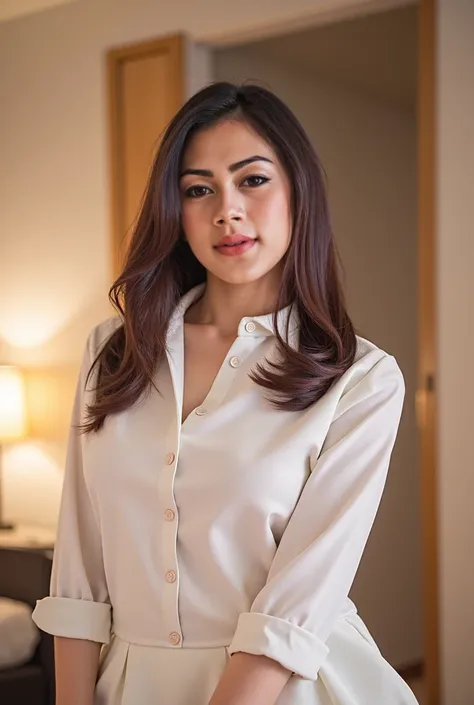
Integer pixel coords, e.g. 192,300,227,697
0,0,422,669
1,0,472,699
215,44,420,669
0,0,386,527
437,1,474,703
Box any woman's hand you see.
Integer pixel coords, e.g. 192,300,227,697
208,652,291,705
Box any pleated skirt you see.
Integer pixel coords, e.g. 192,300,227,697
95,613,419,705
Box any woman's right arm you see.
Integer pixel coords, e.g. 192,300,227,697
54,637,101,705
32,325,116,703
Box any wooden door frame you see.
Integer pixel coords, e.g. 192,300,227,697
417,1,439,703
107,34,185,279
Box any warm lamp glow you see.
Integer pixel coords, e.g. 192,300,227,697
0,366,28,442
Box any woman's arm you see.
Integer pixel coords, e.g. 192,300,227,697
208,653,291,705
32,327,115,699
54,637,101,705
222,355,405,687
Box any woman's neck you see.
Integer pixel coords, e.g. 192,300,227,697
185,275,281,339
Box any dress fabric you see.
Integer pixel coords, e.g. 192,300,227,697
32,284,418,704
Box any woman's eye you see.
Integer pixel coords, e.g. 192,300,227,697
185,185,211,199
243,175,270,188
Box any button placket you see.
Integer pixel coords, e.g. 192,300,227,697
190,339,251,417
159,421,182,646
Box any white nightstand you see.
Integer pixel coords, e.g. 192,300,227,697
0,524,55,555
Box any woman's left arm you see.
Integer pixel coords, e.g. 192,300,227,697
208,652,290,705
208,353,405,705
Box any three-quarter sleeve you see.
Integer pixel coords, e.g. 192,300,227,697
32,330,112,644
228,354,405,679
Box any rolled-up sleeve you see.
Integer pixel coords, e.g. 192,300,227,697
32,331,111,644
228,354,405,679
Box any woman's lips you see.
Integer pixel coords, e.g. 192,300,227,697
214,234,257,257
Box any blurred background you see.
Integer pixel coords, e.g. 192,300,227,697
0,1,472,705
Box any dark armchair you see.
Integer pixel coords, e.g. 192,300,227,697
0,547,55,705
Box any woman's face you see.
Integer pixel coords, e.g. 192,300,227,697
179,119,292,287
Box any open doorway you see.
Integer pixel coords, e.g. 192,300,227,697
211,2,423,698
108,2,436,702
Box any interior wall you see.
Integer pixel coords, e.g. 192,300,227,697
214,45,420,668
0,0,383,528
2,0,473,698
437,1,474,703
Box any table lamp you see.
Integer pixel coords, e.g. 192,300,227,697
0,365,28,531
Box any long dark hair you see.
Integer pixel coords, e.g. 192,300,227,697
83,82,356,433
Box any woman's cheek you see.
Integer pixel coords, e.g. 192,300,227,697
181,205,198,239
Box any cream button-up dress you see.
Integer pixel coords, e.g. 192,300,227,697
33,284,418,704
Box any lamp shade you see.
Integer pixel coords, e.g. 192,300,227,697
0,366,28,442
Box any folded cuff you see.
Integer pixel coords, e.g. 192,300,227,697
32,596,111,644
228,612,329,680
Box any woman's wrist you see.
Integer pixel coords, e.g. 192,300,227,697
208,651,291,705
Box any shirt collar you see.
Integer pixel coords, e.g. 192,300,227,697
168,283,299,348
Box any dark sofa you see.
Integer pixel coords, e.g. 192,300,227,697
0,547,55,705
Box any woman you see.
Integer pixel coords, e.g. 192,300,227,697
33,82,418,705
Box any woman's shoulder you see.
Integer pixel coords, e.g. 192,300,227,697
337,335,405,397
354,335,394,366
85,316,123,357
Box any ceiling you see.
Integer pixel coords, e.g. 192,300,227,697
0,0,76,23
238,4,418,112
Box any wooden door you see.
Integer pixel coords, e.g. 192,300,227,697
108,34,185,277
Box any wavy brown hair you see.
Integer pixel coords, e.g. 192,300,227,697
83,82,356,433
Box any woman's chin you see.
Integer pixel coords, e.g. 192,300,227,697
213,272,265,286
209,266,282,288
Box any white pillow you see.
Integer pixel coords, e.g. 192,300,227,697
0,597,40,670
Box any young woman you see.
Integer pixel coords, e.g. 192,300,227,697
33,82,418,705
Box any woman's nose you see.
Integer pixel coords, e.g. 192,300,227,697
213,194,246,227
214,210,243,226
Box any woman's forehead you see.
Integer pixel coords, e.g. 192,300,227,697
182,120,276,169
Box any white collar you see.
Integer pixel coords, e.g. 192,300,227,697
168,284,299,348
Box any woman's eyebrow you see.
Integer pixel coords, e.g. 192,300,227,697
180,155,273,179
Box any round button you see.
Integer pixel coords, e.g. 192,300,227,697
195,407,208,416
168,631,181,646
229,356,241,368
165,570,177,583
245,321,256,333
164,509,175,522
165,452,175,466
